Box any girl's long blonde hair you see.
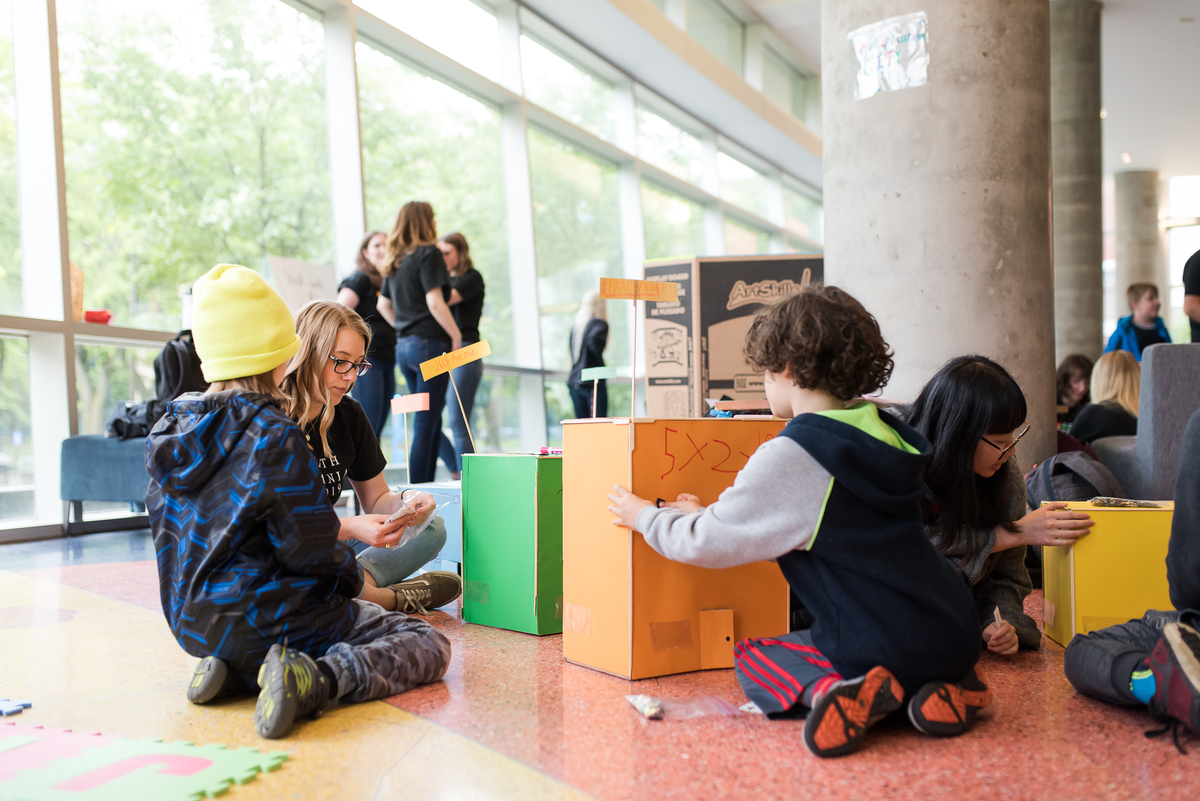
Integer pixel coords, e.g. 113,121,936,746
1090,350,1140,418
281,300,372,457
380,201,437,278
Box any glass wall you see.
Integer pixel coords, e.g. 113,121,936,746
357,39,514,365
73,341,157,436
724,218,770,255
763,46,807,119
635,105,706,187
0,1,18,318
717,151,768,219
0,334,33,521
528,129,626,374
355,0,498,81
784,185,823,245
642,182,706,260
520,36,615,143
688,0,744,75
57,0,332,332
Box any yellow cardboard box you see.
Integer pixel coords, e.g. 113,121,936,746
1042,501,1175,647
561,417,790,679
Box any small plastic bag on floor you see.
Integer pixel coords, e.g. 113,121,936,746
626,694,740,721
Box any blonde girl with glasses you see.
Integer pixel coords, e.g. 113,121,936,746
281,300,462,616
903,355,1094,657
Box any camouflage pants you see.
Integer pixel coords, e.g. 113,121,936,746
318,599,452,704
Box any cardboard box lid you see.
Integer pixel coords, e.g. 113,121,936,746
1058,501,1174,512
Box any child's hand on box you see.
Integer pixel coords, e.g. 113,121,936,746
664,493,702,514
608,484,654,530
983,619,1019,655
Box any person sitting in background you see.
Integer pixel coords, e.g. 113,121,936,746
281,300,463,615
1068,350,1140,445
567,289,609,419
1104,283,1170,362
1056,353,1093,427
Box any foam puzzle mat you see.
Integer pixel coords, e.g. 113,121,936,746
0,723,287,800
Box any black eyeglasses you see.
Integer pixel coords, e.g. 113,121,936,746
328,355,372,377
982,422,1030,460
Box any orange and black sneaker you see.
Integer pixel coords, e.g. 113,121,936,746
801,666,905,758
907,664,993,737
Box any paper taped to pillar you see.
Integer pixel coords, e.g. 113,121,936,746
266,255,339,314
561,417,790,679
848,11,929,101
643,255,823,418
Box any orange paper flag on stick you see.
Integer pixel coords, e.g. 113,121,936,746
419,340,492,381
391,393,430,415
598,278,679,303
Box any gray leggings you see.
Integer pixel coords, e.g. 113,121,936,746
1062,610,1183,706
318,599,451,703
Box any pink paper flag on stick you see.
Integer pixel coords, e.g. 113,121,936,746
391,393,430,415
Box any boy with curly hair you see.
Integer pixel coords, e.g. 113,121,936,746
608,284,990,758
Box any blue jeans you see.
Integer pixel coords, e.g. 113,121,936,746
348,515,448,587
438,344,484,475
396,336,451,483
351,355,395,440
570,381,607,418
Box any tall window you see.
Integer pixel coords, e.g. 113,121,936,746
0,334,33,521
355,0,498,81
0,1,19,317
357,40,513,365
520,36,615,143
57,0,332,332
784,185,823,246
724,218,770,255
528,129,624,438
635,105,705,187
1168,176,1200,342
642,182,706,260
763,46,808,120
688,0,744,75
74,341,157,436
717,151,767,219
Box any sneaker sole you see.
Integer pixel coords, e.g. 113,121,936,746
187,656,229,705
802,667,904,758
907,676,992,737
1164,623,1200,699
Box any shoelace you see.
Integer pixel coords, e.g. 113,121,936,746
1145,719,1189,755
396,587,432,615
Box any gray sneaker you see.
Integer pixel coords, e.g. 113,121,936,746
389,571,462,615
187,656,240,704
254,642,330,739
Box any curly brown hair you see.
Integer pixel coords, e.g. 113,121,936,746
742,284,893,401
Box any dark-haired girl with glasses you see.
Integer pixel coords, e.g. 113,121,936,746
902,355,1094,656
281,300,463,616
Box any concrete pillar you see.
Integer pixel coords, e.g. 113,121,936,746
1050,0,1103,362
1114,171,1164,301
821,0,1056,465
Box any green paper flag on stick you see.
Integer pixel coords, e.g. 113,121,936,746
580,366,620,382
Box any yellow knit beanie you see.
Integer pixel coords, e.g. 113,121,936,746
191,264,300,382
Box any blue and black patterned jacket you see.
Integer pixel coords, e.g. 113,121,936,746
146,389,362,677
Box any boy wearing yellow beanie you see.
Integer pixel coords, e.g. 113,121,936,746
146,264,451,739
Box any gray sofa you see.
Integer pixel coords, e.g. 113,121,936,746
1090,343,1200,500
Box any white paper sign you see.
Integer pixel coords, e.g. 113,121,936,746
848,12,929,101
267,255,339,314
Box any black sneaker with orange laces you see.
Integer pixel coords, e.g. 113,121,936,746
907,664,993,737
801,665,905,758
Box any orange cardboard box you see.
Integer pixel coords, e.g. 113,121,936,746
562,417,790,679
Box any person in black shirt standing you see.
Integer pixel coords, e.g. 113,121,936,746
1184,248,1200,343
337,230,395,438
568,289,609,418
436,232,486,480
378,202,462,483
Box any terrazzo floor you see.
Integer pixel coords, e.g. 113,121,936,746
1,529,1196,800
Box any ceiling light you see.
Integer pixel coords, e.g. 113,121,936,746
1122,153,1132,164
1099,108,1107,118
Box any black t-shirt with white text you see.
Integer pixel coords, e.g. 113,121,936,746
452,268,486,343
304,396,387,503
1184,249,1200,343
380,245,452,345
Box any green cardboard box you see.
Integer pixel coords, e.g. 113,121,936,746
461,454,563,635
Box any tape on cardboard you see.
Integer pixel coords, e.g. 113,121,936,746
465,580,489,605
649,620,694,652
556,595,564,619
1043,599,1055,627
563,603,591,636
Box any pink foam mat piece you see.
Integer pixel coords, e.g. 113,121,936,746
0,723,114,782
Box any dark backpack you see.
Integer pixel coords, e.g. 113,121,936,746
1025,451,1124,507
106,331,209,440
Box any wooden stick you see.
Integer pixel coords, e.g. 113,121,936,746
630,299,637,420
592,374,598,418
402,412,410,476
448,367,478,454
